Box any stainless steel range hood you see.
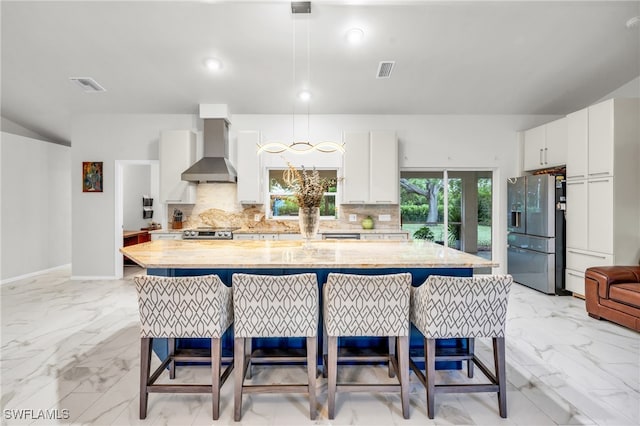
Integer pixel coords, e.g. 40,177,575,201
181,118,237,183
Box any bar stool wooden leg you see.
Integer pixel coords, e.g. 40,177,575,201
306,336,317,420
388,336,397,378
494,337,507,418
211,337,221,420
398,336,410,419
245,337,253,379
168,338,176,379
234,337,245,422
467,338,475,378
139,337,152,419
327,335,338,420
322,327,328,378
425,338,436,419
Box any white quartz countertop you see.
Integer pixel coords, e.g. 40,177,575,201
120,239,496,269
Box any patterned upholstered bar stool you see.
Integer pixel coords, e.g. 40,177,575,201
410,274,513,419
324,272,412,419
232,273,319,421
134,274,233,420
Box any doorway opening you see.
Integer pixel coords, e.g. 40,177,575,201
114,160,160,279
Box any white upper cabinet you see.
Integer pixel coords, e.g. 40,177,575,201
342,132,370,204
587,100,615,178
523,118,567,171
566,108,588,180
544,117,567,168
523,125,546,171
159,130,196,204
369,131,399,204
342,130,399,204
236,131,263,204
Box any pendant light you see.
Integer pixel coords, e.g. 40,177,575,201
257,2,345,155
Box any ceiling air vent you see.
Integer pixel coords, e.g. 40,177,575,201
376,61,395,79
69,77,106,93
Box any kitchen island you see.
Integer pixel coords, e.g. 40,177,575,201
121,239,497,365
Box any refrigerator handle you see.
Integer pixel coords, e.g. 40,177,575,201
511,211,521,228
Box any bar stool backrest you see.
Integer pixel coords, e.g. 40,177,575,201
324,272,412,337
134,274,233,338
411,275,513,339
232,273,318,338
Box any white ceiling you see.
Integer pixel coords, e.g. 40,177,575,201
2,1,639,144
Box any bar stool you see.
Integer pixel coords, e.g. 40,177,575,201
232,273,319,421
410,274,513,419
324,272,412,419
134,274,233,420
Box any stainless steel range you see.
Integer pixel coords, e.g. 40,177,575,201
182,227,237,240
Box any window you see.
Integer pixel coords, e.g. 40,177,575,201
267,168,338,219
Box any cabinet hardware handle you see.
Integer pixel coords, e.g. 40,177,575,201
588,172,609,176
567,250,606,259
567,174,585,179
376,200,393,203
588,179,610,184
348,200,366,203
566,181,585,185
567,272,583,278
544,147,548,164
539,149,543,165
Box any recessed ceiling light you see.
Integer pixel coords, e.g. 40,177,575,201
298,90,311,102
626,16,640,29
346,28,365,45
204,58,222,71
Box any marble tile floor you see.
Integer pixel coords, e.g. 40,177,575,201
1,265,638,425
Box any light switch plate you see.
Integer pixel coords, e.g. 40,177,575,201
254,214,261,221
349,214,357,222
379,214,391,222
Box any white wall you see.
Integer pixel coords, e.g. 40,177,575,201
230,114,560,273
1,132,71,282
71,112,557,277
71,114,199,278
598,76,640,102
123,164,152,230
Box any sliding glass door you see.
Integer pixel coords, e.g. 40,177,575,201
400,170,493,271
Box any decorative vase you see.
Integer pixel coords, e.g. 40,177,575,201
298,207,320,242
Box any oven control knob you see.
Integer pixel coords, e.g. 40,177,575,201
190,231,197,237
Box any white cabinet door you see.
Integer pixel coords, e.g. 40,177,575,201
233,234,259,241
566,108,588,180
566,180,587,251
565,269,585,296
588,100,614,178
523,125,545,171
342,132,370,204
159,130,196,204
587,177,614,254
236,131,263,204
151,233,183,241
544,117,567,168
370,131,399,204
259,234,278,240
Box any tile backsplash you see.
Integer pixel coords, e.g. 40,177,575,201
167,183,400,232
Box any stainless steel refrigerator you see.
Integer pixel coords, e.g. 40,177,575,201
507,174,568,295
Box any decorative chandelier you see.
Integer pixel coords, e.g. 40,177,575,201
257,2,345,155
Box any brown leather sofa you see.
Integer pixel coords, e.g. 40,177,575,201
585,266,640,332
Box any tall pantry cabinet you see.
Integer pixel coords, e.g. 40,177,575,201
565,98,640,296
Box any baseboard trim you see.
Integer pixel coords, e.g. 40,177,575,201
70,275,118,281
1,264,71,286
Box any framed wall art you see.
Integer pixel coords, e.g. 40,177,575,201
82,161,103,192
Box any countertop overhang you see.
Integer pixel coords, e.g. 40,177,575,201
120,239,497,269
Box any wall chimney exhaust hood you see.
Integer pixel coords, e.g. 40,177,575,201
181,113,237,183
